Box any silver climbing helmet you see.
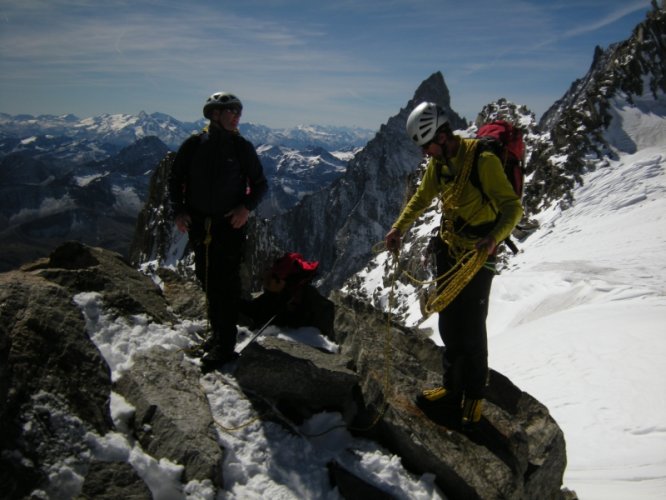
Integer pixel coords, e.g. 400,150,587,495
203,92,243,119
406,102,448,146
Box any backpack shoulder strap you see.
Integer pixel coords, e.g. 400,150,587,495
469,138,490,202
469,138,522,254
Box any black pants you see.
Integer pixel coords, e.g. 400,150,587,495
191,218,245,355
434,237,495,400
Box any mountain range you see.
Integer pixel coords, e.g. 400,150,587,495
0,113,373,271
0,111,372,161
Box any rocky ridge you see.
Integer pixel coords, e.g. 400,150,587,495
0,242,570,499
524,4,665,213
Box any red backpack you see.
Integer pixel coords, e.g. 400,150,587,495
263,252,319,293
473,120,526,197
471,120,526,254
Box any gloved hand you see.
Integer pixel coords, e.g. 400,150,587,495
385,228,402,255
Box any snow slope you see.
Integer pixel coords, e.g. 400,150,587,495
342,92,666,499
488,93,666,499
68,294,443,500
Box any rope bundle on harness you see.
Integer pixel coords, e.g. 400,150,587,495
417,140,488,314
420,249,486,314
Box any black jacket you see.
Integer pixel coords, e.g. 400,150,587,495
169,124,268,219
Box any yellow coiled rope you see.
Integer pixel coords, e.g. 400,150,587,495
411,249,486,315
400,140,488,314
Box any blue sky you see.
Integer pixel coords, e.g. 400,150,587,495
0,0,655,130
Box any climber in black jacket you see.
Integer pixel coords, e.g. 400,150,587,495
169,92,268,371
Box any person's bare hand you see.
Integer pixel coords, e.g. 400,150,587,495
226,206,249,228
475,235,497,255
175,213,191,233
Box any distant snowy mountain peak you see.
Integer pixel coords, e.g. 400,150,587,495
240,122,374,151
248,143,350,218
0,120,365,270
0,112,374,160
0,111,203,154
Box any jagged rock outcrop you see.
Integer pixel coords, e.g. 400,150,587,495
235,337,359,421
0,260,113,498
266,72,467,293
128,152,185,267
1,242,570,499
333,293,567,500
76,462,151,500
0,243,210,498
525,5,665,213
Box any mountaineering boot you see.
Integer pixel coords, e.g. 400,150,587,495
461,398,483,427
416,386,462,412
200,345,239,373
202,331,217,350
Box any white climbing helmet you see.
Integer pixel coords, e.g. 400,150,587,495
406,102,448,146
203,92,243,119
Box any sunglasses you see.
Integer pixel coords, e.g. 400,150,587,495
224,107,242,116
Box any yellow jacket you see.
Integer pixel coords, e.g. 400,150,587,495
392,138,523,245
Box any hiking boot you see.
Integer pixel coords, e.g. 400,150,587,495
461,398,483,426
201,335,217,352
201,347,239,373
416,386,462,411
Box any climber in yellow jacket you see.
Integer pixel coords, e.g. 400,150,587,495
385,102,522,427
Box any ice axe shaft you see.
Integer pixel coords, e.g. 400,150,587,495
238,314,278,353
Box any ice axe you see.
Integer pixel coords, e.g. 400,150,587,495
238,314,278,354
